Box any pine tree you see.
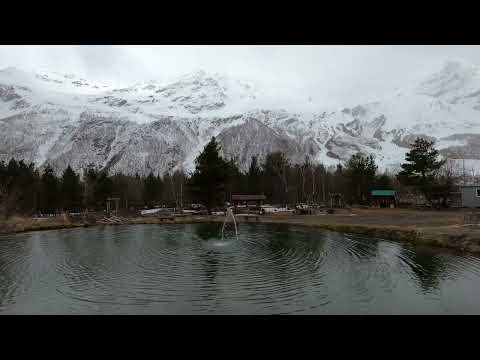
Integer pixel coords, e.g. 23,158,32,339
397,138,445,203
188,137,231,214
247,156,262,194
128,172,144,208
61,165,82,212
94,171,113,208
375,173,394,190
0,161,5,179
225,157,243,202
112,173,130,210
144,171,159,207
0,161,6,218
263,152,289,205
0,159,38,216
40,164,59,214
17,160,38,214
83,165,98,209
345,153,377,203
6,158,19,194
0,161,5,192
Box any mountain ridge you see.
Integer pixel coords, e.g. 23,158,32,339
0,61,479,175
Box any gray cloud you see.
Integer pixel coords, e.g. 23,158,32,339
1,45,480,107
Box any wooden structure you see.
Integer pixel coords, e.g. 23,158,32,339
106,197,120,216
448,191,462,207
97,215,128,225
328,193,344,208
460,185,480,208
464,212,480,225
369,189,397,208
231,195,266,214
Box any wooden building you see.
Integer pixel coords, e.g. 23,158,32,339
460,185,480,208
369,190,397,208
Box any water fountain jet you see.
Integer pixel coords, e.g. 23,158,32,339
221,207,238,241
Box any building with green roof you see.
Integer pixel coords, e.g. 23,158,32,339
369,189,397,208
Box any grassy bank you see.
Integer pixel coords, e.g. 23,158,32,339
2,209,480,254
126,209,480,253
0,215,83,235
236,210,480,254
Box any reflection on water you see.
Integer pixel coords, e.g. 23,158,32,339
399,247,449,292
195,223,220,240
1,223,480,314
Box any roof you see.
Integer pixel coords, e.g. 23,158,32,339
371,190,396,197
232,194,266,201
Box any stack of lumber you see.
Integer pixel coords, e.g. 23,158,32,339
97,215,129,225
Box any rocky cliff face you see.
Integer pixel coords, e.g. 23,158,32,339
0,62,479,175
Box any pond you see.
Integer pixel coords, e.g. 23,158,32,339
1,223,480,314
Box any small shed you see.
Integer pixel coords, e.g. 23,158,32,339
460,185,480,208
369,190,397,208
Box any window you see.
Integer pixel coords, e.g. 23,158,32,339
477,188,480,197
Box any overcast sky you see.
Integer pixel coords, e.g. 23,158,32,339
1,45,480,107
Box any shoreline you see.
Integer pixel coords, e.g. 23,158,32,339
1,209,480,254
0,216,84,235
249,217,480,254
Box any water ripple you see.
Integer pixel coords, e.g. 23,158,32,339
1,223,480,314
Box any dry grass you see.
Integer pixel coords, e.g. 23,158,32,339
247,208,480,253
0,215,81,235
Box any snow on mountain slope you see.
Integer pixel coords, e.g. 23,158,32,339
0,67,111,94
90,70,266,119
0,61,480,176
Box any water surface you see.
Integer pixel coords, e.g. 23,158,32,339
1,223,480,314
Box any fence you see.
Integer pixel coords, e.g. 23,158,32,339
464,212,480,225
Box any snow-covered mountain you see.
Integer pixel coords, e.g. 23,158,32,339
0,61,479,176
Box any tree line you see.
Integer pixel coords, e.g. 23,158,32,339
0,136,458,218
0,161,185,217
